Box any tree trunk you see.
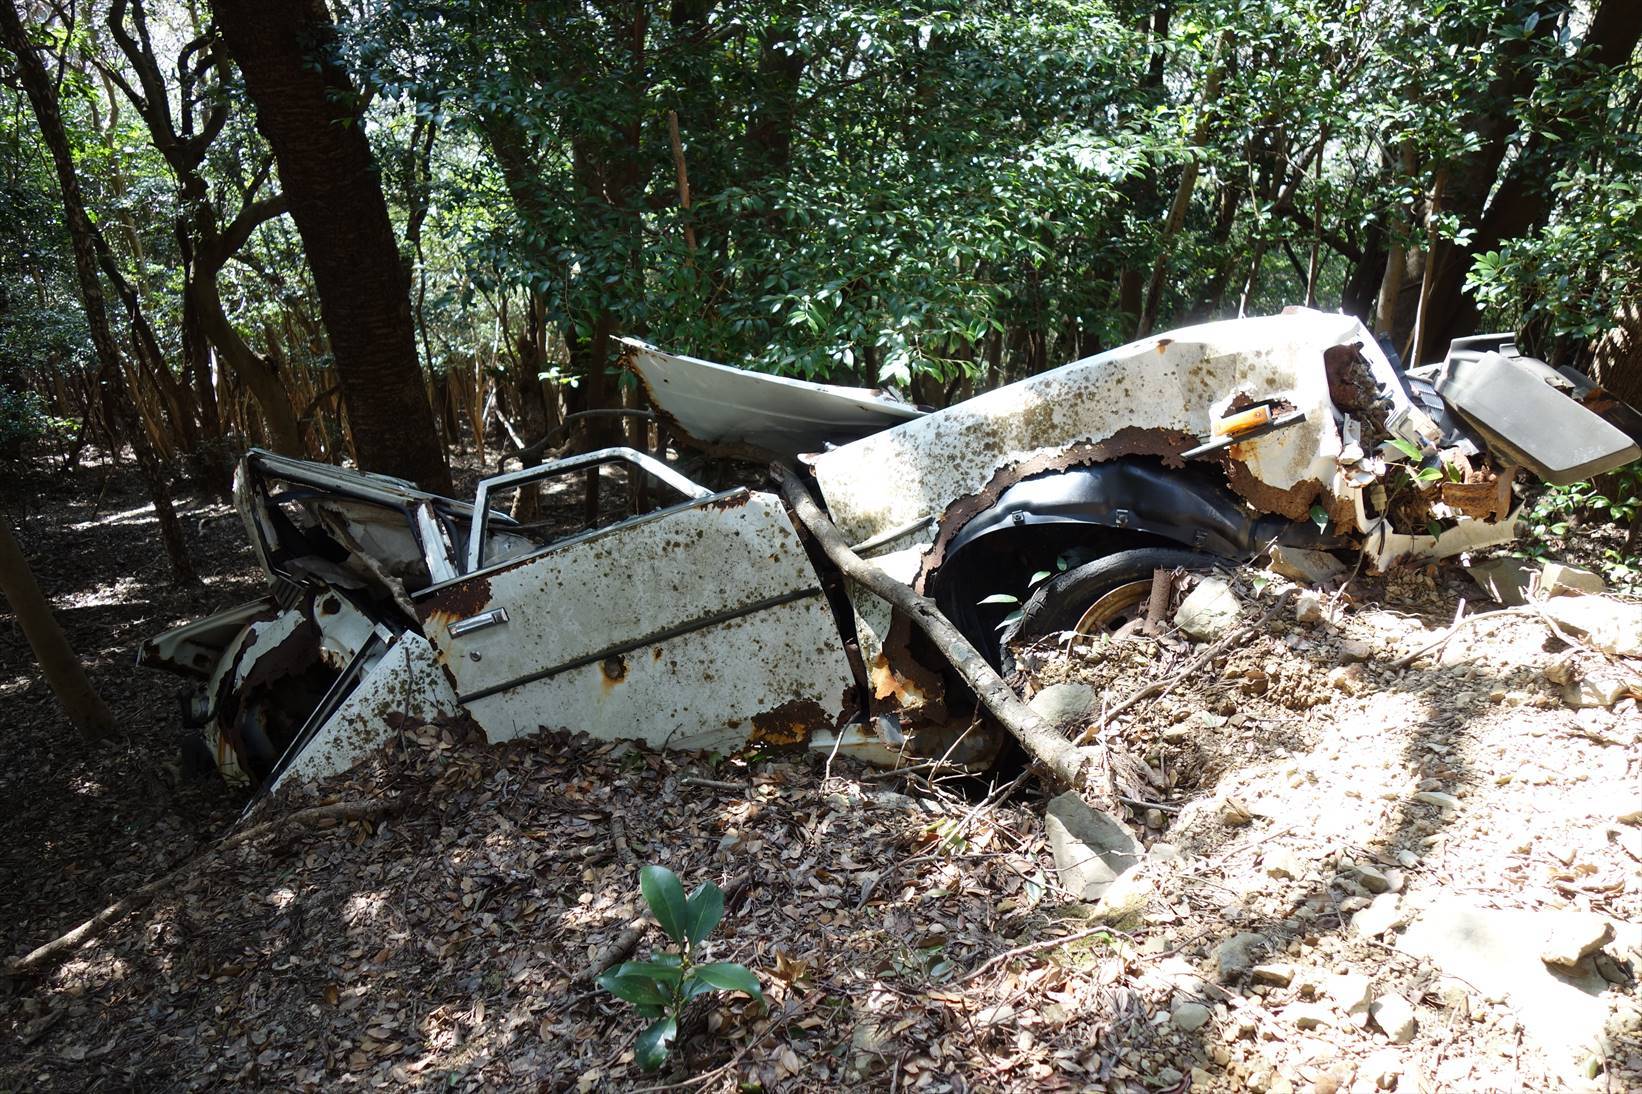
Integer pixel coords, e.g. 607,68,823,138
212,0,451,493
0,517,115,740
1,0,197,586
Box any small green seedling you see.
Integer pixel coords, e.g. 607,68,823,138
596,865,763,1070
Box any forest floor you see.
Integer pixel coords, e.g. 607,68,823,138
1,459,1639,1092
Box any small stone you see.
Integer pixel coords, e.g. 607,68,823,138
1352,864,1391,894
1594,953,1628,985
1044,792,1144,902
1288,1003,1332,1030
1262,848,1304,881
1563,676,1631,710
1155,1066,1183,1088
1363,1049,1401,1089
1029,683,1097,727
1543,654,1579,686
1220,796,1254,827
1268,545,1348,585
1411,790,1460,811
1326,973,1374,1026
1327,664,1366,695
1466,556,1534,606
1144,808,1166,829
1540,915,1615,968
1172,1002,1212,1032
1295,592,1326,625
1176,577,1245,641
1252,963,1295,987
1371,993,1417,1043
1214,932,1265,982
1337,639,1372,663
1352,893,1404,938
1540,561,1605,597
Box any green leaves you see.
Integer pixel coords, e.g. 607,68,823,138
634,1017,676,1070
686,962,764,1002
977,592,1019,605
640,865,726,950
639,864,690,945
602,865,762,1071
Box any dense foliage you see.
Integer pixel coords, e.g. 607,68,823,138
2,0,1640,468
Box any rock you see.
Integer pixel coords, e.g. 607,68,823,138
1562,676,1634,710
1213,932,1265,982
1262,847,1304,880
1466,557,1535,606
1176,577,1244,641
1326,973,1374,1027
1090,871,1154,927
1337,639,1372,663
1539,595,1642,657
1287,1003,1332,1030
1542,654,1579,686
1044,792,1143,902
1540,561,1605,597
1327,664,1367,695
1155,1066,1183,1088
1363,1049,1402,1089
1028,682,1096,727
1220,796,1254,827
1351,863,1391,894
1411,790,1459,811
1540,915,1615,968
1172,1001,1212,1032
1370,993,1417,1043
1268,545,1347,585
1353,893,1405,933
1252,963,1295,987
1398,900,1614,1066
1294,591,1326,625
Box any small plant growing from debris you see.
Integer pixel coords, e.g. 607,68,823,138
597,865,763,1070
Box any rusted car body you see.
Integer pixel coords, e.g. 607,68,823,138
143,308,1640,795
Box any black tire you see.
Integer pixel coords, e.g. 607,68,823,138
999,547,1228,671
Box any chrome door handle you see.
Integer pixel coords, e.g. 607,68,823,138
448,608,509,637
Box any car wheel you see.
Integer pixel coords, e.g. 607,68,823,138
999,547,1228,673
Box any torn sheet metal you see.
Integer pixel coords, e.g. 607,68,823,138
266,633,459,794
808,310,1388,557
618,337,925,460
417,490,853,751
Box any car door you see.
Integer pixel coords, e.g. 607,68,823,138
414,448,854,752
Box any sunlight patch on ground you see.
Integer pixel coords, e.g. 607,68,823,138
67,503,158,532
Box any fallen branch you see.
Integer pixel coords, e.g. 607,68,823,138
1078,590,1292,743
10,797,397,974
1388,605,1532,670
772,464,1102,797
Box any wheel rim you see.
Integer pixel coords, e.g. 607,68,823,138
1071,578,1155,637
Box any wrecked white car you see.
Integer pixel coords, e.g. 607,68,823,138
142,309,1640,796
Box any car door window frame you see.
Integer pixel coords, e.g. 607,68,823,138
464,446,713,573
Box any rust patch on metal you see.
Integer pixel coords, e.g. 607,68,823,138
416,576,493,625
1221,460,1326,523
239,620,321,692
1441,473,1514,521
915,425,1196,588
600,655,628,690
704,490,753,510
1324,342,1377,413
749,698,831,746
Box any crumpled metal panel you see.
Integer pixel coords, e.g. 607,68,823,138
618,337,925,460
418,491,853,751
267,633,459,792
809,310,1389,555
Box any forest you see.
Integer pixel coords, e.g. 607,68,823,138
4,1,1642,1091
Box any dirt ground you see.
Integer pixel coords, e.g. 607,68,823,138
1,460,1639,1092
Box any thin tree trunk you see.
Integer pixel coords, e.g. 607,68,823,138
1,0,197,586
213,0,450,492
0,517,115,740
